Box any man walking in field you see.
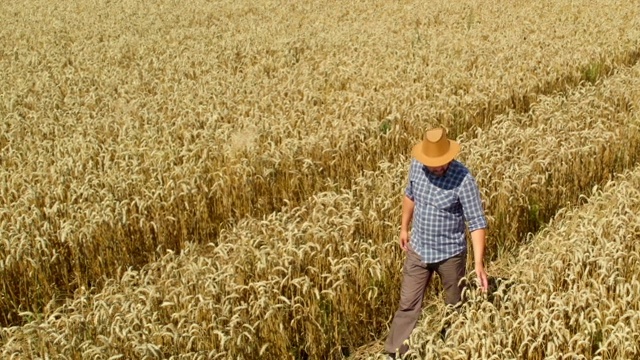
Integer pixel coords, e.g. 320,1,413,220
384,127,488,357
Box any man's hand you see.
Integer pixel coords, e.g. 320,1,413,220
475,263,489,292
399,229,409,251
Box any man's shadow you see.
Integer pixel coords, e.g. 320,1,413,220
487,276,516,303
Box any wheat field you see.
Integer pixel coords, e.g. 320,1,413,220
2,0,640,359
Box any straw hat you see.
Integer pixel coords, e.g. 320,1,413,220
411,127,460,167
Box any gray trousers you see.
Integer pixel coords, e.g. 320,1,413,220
384,248,466,355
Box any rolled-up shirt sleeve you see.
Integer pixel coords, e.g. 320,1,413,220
459,173,487,231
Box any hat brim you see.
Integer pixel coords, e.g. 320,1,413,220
411,140,460,167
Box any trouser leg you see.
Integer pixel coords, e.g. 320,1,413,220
384,249,433,355
435,251,467,306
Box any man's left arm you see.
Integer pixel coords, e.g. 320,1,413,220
459,174,489,292
470,228,488,292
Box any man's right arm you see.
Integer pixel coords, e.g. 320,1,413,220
400,195,415,251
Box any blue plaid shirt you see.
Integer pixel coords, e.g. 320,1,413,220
405,158,487,263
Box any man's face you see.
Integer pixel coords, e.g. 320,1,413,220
426,162,450,177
